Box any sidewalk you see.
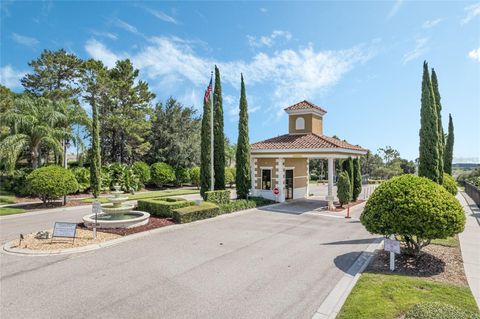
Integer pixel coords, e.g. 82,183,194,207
458,192,480,309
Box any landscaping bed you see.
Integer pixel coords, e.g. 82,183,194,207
79,216,175,236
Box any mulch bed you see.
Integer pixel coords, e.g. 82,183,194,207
367,240,467,286
325,199,365,212
78,216,175,236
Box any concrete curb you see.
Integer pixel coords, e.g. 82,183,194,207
1,203,274,257
312,237,384,319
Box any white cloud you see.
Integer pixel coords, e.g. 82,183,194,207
12,32,39,46
85,39,123,68
461,3,480,25
468,48,480,62
422,18,443,28
247,30,292,48
114,18,139,34
402,37,429,64
387,0,403,19
85,37,376,116
91,31,118,40
144,8,178,24
0,65,26,89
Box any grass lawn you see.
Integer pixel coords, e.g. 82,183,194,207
431,236,459,247
337,273,479,319
81,189,200,203
0,190,16,205
0,207,26,216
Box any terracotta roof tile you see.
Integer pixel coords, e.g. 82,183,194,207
284,100,327,113
251,133,367,152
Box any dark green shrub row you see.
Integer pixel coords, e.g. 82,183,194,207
405,302,480,319
137,197,195,219
219,197,274,213
205,190,231,204
442,173,457,195
0,169,32,196
173,202,220,223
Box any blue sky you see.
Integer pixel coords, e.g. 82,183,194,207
1,1,479,162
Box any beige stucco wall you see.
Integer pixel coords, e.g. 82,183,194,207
255,158,276,189
288,114,323,135
285,158,308,188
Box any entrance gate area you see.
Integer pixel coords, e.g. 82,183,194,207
285,169,293,200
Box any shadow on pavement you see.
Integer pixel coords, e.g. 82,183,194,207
333,251,364,275
258,198,328,215
322,238,378,245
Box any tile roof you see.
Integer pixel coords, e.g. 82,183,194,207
284,100,328,113
251,133,367,152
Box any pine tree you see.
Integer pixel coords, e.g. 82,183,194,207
200,94,212,199
431,68,444,184
342,157,354,195
418,61,440,182
235,74,251,199
213,65,225,189
352,158,362,201
444,114,454,175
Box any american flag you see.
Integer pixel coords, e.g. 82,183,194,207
204,76,212,103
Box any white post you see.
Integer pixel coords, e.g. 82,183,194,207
250,157,256,196
327,158,335,210
389,235,395,271
210,71,214,191
276,157,285,202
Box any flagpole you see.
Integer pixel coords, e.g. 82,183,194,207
210,70,214,191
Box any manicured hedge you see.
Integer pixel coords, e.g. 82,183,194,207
442,173,458,196
137,197,195,219
173,202,220,223
405,302,480,319
205,190,231,204
220,199,257,213
27,166,78,205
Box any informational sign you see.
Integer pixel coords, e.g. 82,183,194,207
92,202,101,214
273,187,279,195
384,238,400,254
52,222,77,239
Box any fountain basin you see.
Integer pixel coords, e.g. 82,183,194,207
83,211,150,229
101,203,135,214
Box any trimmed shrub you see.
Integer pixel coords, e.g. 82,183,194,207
137,197,195,219
442,173,457,195
106,163,140,192
173,202,220,223
151,162,175,187
220,199,257,214
27,166,78,205
132,161,151,187
71,167,90,193
405,302,480,319
0,169,32,196
205,189,231,205
175,167,190,186
337,171,351,207
189,167,200,188
100,167,112,191
361,174,465,255
225,167,235,188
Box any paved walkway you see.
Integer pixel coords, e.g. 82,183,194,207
458,192,480,309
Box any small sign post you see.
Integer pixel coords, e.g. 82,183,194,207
273,186,279,202
92,201,101,239
384,235,400,271
52,222,77,244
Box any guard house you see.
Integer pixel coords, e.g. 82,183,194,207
250,100,367,210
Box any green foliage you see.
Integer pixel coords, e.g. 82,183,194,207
218,197,273,214
342,157,354,193
0,169,32,196
205,189,231,205
225,167,235,188
442,173,457,195
405,302,480,319
100,167,112,191
27,166,78,205
105,163,140,192
173,202,220,223
150,162,175,187
132,161,151,186
337,171,352,207
444,114,454,175
71,167,90,192
213,65,225,190
352,158,362,201
137,197,195,220
200,92,212,199
189,167,200,188
235,74,251,198
431,69,444,184
175,167,190,186
360,174,465,255
418,61,440,183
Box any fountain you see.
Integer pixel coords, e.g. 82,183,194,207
83,185,150,229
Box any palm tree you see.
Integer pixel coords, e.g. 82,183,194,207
0,96,66,171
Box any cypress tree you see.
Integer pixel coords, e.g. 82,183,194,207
431,68,444,184
444,114,454,175
91,95,101,198
337,171,351,207
213,65,225,189
235,74,251,199
342,157,354,196
352,158,362,201
200,94,212,199
418,61,440,182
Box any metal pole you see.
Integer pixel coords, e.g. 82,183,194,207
389,234,395,271
210,70,214,191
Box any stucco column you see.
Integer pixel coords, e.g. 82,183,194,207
276,157,285,202
250,158,257,196
306,158,310,198
327,158,335,210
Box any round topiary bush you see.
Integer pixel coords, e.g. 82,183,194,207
360,174,465,255
405,302,480,319
337,171,352,207
150,162,175,188
442,173,457,196
132,161,151,187
27,166,79,205
189,167,200,188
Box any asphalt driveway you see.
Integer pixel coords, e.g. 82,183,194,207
1,200,377,319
